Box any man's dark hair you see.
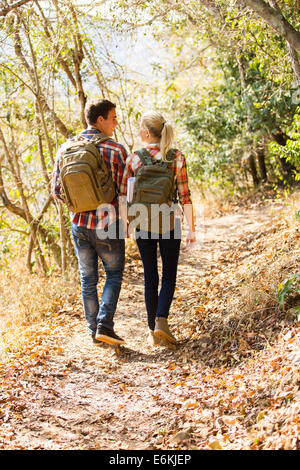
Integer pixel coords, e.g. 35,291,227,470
85,99,116,125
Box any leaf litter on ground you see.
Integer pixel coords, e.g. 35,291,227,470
0,193,299,450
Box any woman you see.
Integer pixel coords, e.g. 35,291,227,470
120,111,196,348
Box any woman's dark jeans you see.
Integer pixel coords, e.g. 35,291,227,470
136,229,181,331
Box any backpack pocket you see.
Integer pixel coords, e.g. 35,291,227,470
62,162,100,212
95,167,115,203
138,188,165,204
134,173,173,205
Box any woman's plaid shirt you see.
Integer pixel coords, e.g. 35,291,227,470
51,128,128,229
119,144,192,206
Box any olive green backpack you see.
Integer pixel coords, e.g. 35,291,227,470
59,134,116,213
129,148,178,233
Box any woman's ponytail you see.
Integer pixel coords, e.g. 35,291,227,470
160,121,174,161
141,111,175,161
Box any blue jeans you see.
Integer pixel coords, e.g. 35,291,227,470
136,229,181,331
72,223,125,336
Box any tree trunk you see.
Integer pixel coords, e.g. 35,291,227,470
0,156,61,265
268,0,300,81
273,129,297,179
256,144,268,181
70,4,87,128
248,153,260,187
0,126,48,274
236,48,262,188
288,43,300,82
27,236,34,273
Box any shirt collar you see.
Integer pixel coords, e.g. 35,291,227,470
80,127,101,136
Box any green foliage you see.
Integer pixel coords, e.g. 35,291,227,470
268,108,300,181
277,274,300,308
180,50,297,188
123,0,300,191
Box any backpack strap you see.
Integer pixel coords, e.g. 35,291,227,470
135,148,153,166
73,132,108,146
88,134,118,193
165,148,178,163
165,149,178,202
88,133,109,146
135,148,178,167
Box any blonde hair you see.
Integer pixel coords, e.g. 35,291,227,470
141,111,175,161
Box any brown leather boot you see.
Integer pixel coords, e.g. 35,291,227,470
154,317,177,347
148,330,163,347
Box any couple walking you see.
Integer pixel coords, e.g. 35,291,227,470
52,99,196,349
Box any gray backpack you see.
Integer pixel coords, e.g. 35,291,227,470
132,148,177,205
59,134,116,213
129,148,178,233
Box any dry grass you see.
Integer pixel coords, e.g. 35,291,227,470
0,255,81,357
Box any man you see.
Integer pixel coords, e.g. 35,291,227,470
51,99,128,346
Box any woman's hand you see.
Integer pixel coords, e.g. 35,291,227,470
185,230,196,250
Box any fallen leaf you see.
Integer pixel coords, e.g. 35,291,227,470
208,440,223,450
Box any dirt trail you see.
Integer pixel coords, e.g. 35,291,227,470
1,200,286,450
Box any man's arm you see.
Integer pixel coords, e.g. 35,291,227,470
115,144,128,192
119,151,136,237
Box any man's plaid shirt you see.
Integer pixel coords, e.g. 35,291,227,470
51,128,128,229
119,144,192,206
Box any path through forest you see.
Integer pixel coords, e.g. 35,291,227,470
1,198,299,450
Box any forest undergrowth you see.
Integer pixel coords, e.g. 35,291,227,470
0,190,299,450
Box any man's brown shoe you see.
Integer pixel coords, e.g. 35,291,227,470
95,326,125,346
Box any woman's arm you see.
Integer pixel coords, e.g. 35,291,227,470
183,204,196,248
174,152,196,248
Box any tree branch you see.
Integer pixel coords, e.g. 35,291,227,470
0,0,32,17
13,18,72,138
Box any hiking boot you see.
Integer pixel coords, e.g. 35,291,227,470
154,317,177,346
148,329,163,347
95,326,125,346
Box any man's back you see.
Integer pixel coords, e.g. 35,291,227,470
52,128,128,230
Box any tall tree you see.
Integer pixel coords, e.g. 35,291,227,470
240,0,300,80
240,0,300,54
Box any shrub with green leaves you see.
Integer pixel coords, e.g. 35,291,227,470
277,274,300,308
